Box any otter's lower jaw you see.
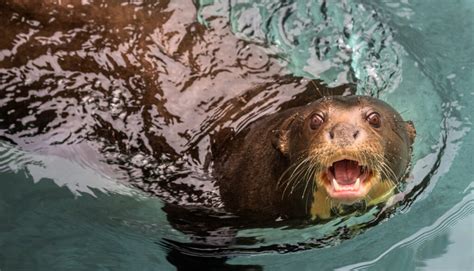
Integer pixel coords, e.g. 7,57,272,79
320,159,374,204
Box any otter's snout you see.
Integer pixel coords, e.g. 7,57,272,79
327,123,363,147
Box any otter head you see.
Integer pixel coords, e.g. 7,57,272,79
273,95,416,217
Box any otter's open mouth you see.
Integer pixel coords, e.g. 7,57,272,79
323,159,372,201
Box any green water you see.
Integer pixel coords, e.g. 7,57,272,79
0,0,473,270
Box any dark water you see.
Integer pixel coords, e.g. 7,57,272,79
0,0,473,270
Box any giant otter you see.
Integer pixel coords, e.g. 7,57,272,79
213,95,416,220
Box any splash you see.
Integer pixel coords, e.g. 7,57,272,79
198,0,402,94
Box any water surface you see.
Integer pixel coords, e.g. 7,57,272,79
0,0,472,270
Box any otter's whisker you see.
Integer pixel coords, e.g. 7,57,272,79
301,165,316,199
278,156,306,188
378,154,398,182
291,163,315,196
305,176,316,214
280,156,313,198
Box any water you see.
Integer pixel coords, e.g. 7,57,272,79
0,0,472,270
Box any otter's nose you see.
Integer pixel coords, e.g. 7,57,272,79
328,123,361,146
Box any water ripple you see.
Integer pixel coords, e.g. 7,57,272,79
339,191,474,271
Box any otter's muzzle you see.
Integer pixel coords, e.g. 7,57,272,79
327,123,363,147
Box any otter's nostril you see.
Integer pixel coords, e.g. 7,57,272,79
329,131,334,140
353,130,359,139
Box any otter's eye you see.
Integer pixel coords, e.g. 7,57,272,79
366,112,381,128
310,113,325,130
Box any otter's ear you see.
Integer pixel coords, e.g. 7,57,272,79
271,114,299,157
405,120,416,145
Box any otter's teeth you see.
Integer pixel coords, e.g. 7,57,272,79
332,178,342,191
332,178,361,191
354,178,361,190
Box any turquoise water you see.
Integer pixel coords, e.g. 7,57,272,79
0,0,473,270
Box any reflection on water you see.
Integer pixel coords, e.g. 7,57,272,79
341,192,474,270
0,0,473,270
0,0,351,209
